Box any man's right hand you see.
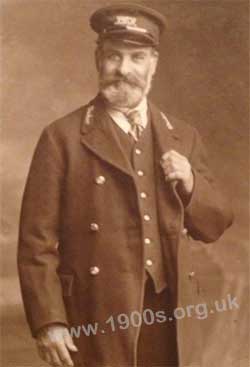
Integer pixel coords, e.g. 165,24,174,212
36,324,78,367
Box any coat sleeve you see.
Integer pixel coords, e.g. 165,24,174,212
17,126,68,337
184,128,234,242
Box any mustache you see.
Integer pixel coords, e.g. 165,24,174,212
100,73,146,89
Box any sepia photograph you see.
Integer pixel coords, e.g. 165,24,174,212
1,1,249,366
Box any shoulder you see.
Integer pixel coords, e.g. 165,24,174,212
150,101,200,142
38,99,98,149
166,113,200,141
43,104,87,138
42,95,102,139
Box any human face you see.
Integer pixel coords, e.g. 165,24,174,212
96,40,158,110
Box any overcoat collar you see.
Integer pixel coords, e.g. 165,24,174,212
80,95,133,176
80,95,182,177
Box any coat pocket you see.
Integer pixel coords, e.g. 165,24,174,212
58,273,74,297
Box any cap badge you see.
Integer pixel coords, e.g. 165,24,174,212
114,15,137,27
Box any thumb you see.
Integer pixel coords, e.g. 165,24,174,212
63,330,78,352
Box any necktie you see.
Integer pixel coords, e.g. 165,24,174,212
126,110,144,142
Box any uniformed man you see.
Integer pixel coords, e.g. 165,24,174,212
18,3,233,367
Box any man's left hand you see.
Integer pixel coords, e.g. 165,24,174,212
161,150,194,196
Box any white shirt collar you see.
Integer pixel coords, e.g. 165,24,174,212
107,97,148,134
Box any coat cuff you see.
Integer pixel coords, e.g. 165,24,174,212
184,169,233,242
31,312,69,338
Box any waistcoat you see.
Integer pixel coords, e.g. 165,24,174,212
109,114,167,293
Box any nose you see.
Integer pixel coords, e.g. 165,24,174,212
117,56,131,76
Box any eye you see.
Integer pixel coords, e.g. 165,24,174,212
105,52,121,62
132,53,146,62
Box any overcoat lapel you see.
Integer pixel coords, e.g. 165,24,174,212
150,102,184,301
149,101,184,229
149,101,181,157
80,97,133,177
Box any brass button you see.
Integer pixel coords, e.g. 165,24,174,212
90,223,99,232
144,238,151,245
135,148,142,155
188,271,195,279
140,192,147,199
182,228,188,235
89,266,100,275
146,259,153,267
143,214,151,222
95,176,106,185
137,170,144,177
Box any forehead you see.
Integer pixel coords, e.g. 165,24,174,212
100,40,153,54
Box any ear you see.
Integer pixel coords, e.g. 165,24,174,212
95,47,101,71
150,49,159,76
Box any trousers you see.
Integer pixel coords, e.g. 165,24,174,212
72,276,178,367
137,276,179,367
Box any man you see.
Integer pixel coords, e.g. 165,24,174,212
18,3,233,367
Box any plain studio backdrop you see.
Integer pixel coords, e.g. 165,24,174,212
1,0,249,366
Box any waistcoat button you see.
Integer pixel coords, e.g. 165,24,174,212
137,170,144,177
188,271,195,279
146,259,153,267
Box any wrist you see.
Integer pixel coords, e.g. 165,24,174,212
183,171,194,194
36,322,67,337
177,172,194,206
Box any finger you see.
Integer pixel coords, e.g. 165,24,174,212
161,150,176,161
64,330,78,352
37,346,46,362
56,341,74,367
161,163,172,175
161,157,182,172
50,348,64,367
161,150,187,162
161,157,176,170
163,155,188,167
37,341,52,364
165,171,183,181
162,160,183,175
169,150,187,160
44,351,53,365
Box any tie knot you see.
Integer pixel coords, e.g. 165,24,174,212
126,110,142,127
126,110,144,141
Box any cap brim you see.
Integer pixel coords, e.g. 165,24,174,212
98,29,158,47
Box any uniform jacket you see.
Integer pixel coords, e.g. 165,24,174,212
18,96,233,367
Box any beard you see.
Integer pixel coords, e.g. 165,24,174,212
99,72,152,109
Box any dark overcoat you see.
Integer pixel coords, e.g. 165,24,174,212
18,97,233,367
